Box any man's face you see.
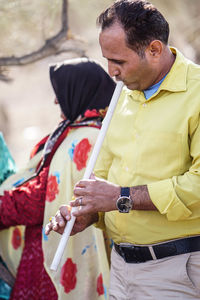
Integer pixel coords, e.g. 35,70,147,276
99,22,155,91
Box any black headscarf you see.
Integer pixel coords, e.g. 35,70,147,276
49,57,116,122
15,58,116,187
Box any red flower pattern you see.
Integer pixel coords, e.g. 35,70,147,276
46,175,59,202
84,109,100,118
73,138,92,171
60,258,77,293
12,227,22,250
97,273,104,296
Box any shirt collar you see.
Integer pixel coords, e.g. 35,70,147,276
161,47,188,92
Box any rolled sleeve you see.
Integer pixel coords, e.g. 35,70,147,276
148,178,192,221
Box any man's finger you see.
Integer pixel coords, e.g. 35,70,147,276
89,172,96,179
45,223,52,235
59,205,72,221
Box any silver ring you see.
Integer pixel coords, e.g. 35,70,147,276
79,197,82,206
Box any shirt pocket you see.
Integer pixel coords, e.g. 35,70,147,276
135,130,182,180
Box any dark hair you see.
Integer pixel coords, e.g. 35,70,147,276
97,0,169,57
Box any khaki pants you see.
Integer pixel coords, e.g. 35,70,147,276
109,248,200,300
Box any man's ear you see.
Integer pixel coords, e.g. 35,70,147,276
147,40,163,58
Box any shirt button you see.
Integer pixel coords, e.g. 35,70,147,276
143,103,147,107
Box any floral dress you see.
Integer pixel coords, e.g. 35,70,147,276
43,126,110,299
0,126,110,300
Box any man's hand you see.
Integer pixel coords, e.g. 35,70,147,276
45,205,99,236
71,175,120,217
71,175,157,215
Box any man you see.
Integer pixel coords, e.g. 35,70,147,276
46,1,200,299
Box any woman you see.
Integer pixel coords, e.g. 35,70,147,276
0,58,116,299
0,132,16,300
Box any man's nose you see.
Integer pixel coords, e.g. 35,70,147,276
108,61,120,78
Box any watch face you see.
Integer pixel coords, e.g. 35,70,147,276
117,196,133,213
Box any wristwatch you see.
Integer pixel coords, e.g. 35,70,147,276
116,187,133,213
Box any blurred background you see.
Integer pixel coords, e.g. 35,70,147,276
0,0,200,168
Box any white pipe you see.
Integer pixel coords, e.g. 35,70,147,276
50,81,124,271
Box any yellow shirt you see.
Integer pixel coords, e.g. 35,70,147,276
94,48,200,245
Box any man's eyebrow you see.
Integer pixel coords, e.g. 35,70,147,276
107,58,125,64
